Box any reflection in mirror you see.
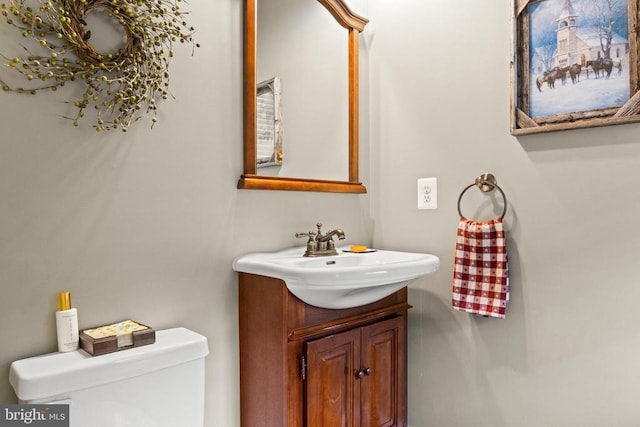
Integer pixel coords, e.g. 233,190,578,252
256,0,347,180
256,77,283,169
239,0,368,193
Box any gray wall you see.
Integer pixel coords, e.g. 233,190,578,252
369,1,640,426
1,0,640,426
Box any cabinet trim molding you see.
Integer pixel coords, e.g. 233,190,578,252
288,302,410,342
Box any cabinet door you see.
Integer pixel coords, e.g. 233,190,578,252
360,317,405,427
305,316,406,427
306,328,361,427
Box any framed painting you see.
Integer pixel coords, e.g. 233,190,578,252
511,0,640,135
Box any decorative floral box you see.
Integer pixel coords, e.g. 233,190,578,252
79,320,155,356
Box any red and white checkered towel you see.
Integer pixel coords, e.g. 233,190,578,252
452,218,509,319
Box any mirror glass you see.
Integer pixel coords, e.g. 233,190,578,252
256,0,348,180
239,0,368,193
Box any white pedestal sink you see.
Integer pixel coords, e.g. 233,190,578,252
233,246,439,309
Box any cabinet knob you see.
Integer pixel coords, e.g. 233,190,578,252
355,368,371,379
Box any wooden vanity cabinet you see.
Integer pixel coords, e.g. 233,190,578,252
238,273,409,427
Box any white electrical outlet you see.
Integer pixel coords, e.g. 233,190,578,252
417,177,437,210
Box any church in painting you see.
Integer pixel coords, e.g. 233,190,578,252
531,0,628,74
554,0,627,68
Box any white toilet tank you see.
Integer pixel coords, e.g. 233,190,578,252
9,327,209,427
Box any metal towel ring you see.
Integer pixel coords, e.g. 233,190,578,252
457,173,508,219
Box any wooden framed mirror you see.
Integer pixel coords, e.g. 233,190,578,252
238,0,368,193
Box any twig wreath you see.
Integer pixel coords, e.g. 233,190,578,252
0,0,198,131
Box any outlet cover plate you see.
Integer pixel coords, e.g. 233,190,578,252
417,177,437,210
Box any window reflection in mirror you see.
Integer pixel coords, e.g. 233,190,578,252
256,0,348,181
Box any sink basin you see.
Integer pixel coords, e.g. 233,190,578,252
232,246,440,309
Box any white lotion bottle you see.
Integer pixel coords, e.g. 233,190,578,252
56,291,79,352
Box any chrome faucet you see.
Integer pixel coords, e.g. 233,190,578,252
295,222,346,257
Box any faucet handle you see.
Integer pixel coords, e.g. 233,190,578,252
296,231,318,255
295,231,316,240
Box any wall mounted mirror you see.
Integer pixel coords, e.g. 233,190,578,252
238,0,368,193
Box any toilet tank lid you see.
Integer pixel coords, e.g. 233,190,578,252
9,327,209,401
